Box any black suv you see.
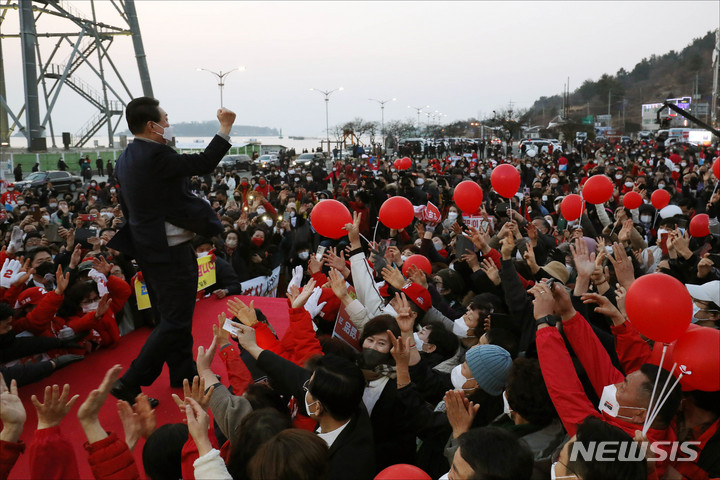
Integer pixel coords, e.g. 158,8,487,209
15,170,83,193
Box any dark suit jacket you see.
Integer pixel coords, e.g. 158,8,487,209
108,135,230,263
256,350,376,480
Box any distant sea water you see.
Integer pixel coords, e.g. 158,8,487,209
7,135,326,152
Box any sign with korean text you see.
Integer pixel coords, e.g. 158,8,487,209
332,303,361,352
134,277,152,310
197,256,216,292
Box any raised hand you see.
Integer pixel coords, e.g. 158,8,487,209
307,252,324,275
461,250,480,271
406,264,428,289
0,374,25,442
500,230,515,260
388,330,413,368
381,265,406,290
522,244,539,273
54,265,71,295
196,338,217,375
529,282,555,321
445,390,479,439
607,242,635,290
697,253,715,279
478,259,500,286
92,256,114,276
324,247,348,272
287,277,318,309
226,297,258,327
580,292,624,326
172,376,214,413
393,293,415,334
571,237,596,279
78,364,123,443
31,383,79,429
94,294,112,319
344,211,362,246
213,313,232,348
327,268,351,303
185,398,213,456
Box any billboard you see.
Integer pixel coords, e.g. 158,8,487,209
641,103,664,131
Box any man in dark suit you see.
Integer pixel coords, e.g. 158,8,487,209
108,97,235,404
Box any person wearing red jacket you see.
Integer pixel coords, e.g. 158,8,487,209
254,176,273,198
533,281,680,478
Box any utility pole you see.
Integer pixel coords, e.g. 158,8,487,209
608,90,611,116
713,28,720,127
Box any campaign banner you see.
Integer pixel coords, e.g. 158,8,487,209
134,277,152,310
239,266,282,298
332,303,361,352
197,256,217,291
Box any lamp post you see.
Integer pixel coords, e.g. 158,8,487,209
369,97,396,153
311,87,343,154
408,105,430,131
196,66,245,108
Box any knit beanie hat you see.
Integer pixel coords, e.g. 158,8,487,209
465,344,512,396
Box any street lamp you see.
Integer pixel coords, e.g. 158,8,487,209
196,66,245,108
369,97,396,152
408,105,430,130
310,87,343,154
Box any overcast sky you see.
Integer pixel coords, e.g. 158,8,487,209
2,1,719,138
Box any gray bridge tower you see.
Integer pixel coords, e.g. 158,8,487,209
0,0,153,151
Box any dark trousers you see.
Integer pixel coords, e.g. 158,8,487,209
122,242,198,387
0,335,65,363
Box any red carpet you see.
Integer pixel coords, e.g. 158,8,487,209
7,295,290,480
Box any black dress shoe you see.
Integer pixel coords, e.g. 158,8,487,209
110,379,159,408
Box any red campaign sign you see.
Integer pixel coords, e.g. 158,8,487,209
332,303,361,352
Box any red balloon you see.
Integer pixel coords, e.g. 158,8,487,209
689,214,710,237
393,159,401,169
713,157,720,179
402,254,431,277
673,326,720,391
379,196,414,230
491,164,521,198
622,191,643,210
651,189,671,210
560,194,584,221
309,199,352,239
453,181,483,213
396,157,412,170
582,175,614,204
625,273,692,344
375,464,431,480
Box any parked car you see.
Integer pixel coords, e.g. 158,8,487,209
255,154,279,168
219,154,252,170
15,170,83,193
292,152,325,166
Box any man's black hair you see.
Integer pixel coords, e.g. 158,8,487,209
567,416,647,480
424,320,459,360
639,364,682,428
506,357,557,426
456,426,533,480
27,246,52,262
308,354,365,421
126,97,161,135
0,303,13,322
142,423,188,480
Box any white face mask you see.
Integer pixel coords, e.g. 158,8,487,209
598,384,646,420
416,178,425,185
298,251,310,260
41,215,50,222
542,195,548,202
400,255,408,263
453,317,470,337
306,177,313,182
550,461,576,480
447,212,458,221
81,300,100,313
197,251,211,258
16,200,24,206
450,364,475,392
502,390,513,416
413,331,424,352
615,174,623,179
49,203,58,209
304,391,319,417
657,183,665,189
153,122,174,143
433,241,443,251
264,219,273,227
640,215,652,224
256,207,266,215
624,182,634,188
225,239,237,248
550,178,559,184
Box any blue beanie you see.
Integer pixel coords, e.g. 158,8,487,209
465,344,512,396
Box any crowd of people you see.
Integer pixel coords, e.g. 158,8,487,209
0,130,719,480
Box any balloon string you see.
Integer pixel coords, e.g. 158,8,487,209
643,372,684,435
642,345,667,434
642,360,676,436
371,218,380,247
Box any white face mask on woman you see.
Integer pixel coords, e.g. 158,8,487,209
450,364,475,392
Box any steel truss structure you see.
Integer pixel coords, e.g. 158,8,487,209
0,0,153,151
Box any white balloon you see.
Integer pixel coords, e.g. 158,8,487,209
659,205,682,219
526,149,537,157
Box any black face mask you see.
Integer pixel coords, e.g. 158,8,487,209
35,261,55,277
361,348,391,370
